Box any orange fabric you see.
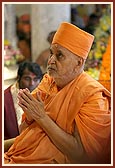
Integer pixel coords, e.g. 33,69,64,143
4,72,111,164
99,36,111,81
52,22,94,59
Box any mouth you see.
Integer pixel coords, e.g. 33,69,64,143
47,67,56,72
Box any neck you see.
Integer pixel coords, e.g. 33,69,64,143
56,70,83,89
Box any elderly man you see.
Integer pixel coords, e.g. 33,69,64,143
4,22,111,164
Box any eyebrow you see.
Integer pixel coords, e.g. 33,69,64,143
57,50,63,54
50,47,63,53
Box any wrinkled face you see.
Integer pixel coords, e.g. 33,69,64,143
19,68,40,92
47,44,81,88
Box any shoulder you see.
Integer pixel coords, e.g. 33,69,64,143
4,86,14,106
4,86,12,95
76,72,111,98
78,72,104,88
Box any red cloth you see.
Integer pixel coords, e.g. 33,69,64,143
4,86,19,140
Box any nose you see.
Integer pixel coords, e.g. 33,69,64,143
29,79,35,86
48,55,56,65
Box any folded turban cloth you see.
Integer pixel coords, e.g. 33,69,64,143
52,22,94,59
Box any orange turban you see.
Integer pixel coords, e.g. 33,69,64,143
52,22,94,59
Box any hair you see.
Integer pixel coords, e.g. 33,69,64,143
18,61,43,80
47,31,56,44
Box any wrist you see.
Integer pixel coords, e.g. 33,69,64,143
25,117,34,125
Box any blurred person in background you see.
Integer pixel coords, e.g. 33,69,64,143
36,31,56,74
83,13,100,34
16,14,31,61
71,7,86,29
4,61,43,140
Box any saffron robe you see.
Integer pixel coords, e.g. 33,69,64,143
4,71,111,164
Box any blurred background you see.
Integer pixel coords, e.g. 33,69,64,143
3,3,112,91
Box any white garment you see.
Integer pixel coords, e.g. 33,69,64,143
10,81,24,127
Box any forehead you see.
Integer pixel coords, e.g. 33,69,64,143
22,68,37,77
50,44,78,61
51,44,71,54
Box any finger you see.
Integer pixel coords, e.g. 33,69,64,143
22,89,35,101
18,89,27,99
18,92,39,112
18,94,30,108
18,89,34,107
36,91,44,103
18,102,28,111
18,89,32,103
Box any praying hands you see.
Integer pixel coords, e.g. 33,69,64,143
18,88,46,123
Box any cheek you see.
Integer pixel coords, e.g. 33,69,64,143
62,61,76,76
34,81,40,86
19,80,29,89
57,64,67,75
58,63,72,76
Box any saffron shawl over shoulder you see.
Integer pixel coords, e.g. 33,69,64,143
4,72,111,164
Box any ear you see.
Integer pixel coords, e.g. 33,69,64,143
77,60,82,66
78,60,81,66
74,58,83,72
78,58,84,66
